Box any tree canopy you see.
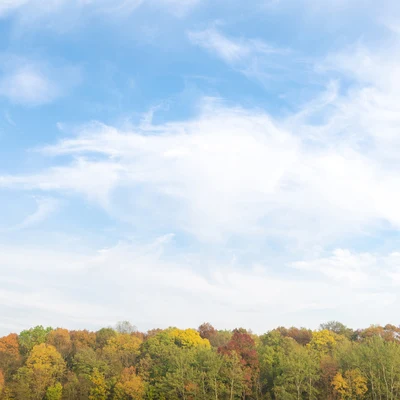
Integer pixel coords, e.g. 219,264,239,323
0,321,399,399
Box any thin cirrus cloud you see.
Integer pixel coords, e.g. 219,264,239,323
0,57,81,106
12,197,60,230
188,28,305,87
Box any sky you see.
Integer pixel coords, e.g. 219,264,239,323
1,0,400,335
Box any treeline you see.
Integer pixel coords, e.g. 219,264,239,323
0,321,400,399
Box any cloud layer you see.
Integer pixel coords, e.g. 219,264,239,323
0,236,398,334
2,0,400,333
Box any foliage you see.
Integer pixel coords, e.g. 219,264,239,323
15,343,65,400
18,326,53,355
332,369,367,399
45,382,63,400
89,368,109,400
0,321,400,399
115,322,138,335
114,367,145,399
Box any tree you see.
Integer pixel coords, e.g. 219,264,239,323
318,355,339,399
198,323,217,341
219,329,259,398
15,343,65,400
0,334,20,379
168,328,211,349
72,347,108,377
196,347,225,400
114,367,145,399
96,328,117,350
0,334,19,359
89,368,109,400
102,334,142,370
320,322,354,340
208,330,232,348
0,369,4,395
45,382,62,400
353,336,400,399
18,326,53,355
332,369,367,399
161,348,198,400
46,328,72,359
275,327,313,346
115,322,137,335
275,343,320,400
221,352,245,400
70,330,96,353
308,330,339,356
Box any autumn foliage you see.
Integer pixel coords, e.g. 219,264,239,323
1,321,400,399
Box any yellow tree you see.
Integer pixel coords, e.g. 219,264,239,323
114,367,145,400
332,369,367,400
103,334,142,369
16,343,66,400
167,328,211,349
89,368,109,400
308,330,338,356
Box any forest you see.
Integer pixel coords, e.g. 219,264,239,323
0,321,399,399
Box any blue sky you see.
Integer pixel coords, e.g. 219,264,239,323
1,0,400,334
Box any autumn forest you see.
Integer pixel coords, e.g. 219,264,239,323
0,321,399,399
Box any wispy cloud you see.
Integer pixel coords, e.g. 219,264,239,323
2,78,400,246
12,197,60,230
188,28,254,63
188,28,307,87
4,111,16,126
0,56,81,106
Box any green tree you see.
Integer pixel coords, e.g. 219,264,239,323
18,326,53,355
275,343,320,400
45,382,63,400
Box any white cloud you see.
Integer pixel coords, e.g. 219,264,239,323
0,57,81,106
0,65,58,106
0,157,122,206
0,237,397,334
2,75,400,244
292,249,380,287
2,13,400,332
